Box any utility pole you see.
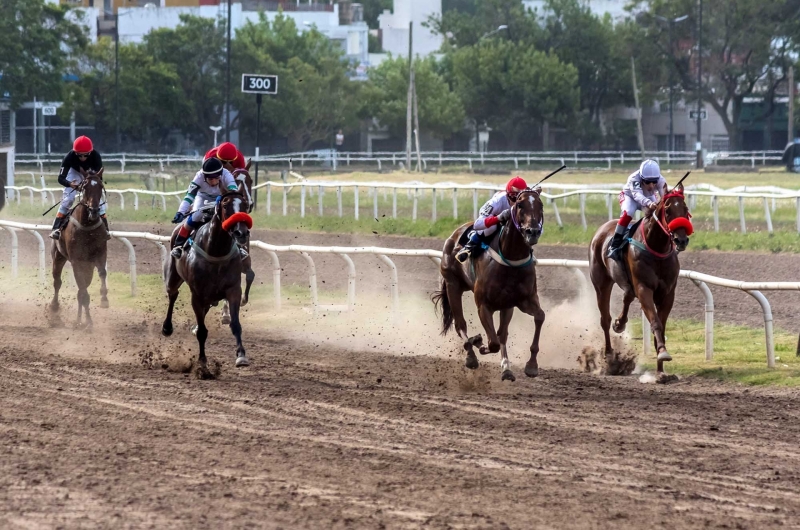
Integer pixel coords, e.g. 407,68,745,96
789,66,795,145
412,71,422,171
225,0,232,142
405,22,413,171
115,12,121,152
668,20,674,154
631,57,645,158
695,0,703,168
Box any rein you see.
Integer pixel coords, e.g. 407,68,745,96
634,190,690,259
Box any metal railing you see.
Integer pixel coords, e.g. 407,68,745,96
1,218,797,367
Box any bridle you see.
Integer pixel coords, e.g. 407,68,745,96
639,190,692,258
509,188,544,237
216,190,252,233
76,174,106,217
232,168,254,213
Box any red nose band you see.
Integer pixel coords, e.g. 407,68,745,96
668,216,693,236
222,212,253,231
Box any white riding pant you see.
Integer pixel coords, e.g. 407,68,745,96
188,192,217,225
59,168,107,216
476,224,498,237
618,192,655,225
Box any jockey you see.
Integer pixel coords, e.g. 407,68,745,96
50,136,109,241
607,159,668,261
170,157,247,260
455,176,527,263
204,141,246,173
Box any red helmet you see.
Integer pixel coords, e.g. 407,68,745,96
73,136,93,153
216,142,239,162
506,176,527,197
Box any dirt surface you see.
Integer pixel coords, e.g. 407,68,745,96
4,222,799,333
1,300,800,529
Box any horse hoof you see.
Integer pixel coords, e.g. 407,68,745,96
612,319,626,333
524,361,539,378
468,334,483,347
191,325,198,336
242,297,249,307
100,300,109,309
221,315,231,325
465,353,479,370
162,323,173,337
657,350,672,362
235,355,250,368
501,370,516,382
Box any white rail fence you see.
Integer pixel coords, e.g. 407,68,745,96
13,149,785,173
1,219,797,368
7,179,800,234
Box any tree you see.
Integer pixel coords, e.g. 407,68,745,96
358,0,393,30
633,0,800,150
427,0,542,49
361,55,465,139
0,0,87,107
449,40,579,148
232,14,360,151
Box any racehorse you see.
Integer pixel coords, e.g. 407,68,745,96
49,168,109,329
433,188,546,381
589,183,692,375
161,181,253,376
220,162,255,325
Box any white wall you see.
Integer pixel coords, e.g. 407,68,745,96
378,0,442,57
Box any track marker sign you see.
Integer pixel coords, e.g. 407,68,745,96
42,106,57,116
241,74,278,94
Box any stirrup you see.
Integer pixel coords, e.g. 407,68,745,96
607,246,622,261
50,229,61,241
171,247,183,259
239,248,249,260
456,248,470,263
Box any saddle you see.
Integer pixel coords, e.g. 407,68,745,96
618,218,644,256
457,224,500,257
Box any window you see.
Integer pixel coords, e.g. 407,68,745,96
710,135,729,151
0,110,10,144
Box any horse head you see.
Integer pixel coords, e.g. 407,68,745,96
232,165,254,213
78,167,105,222
217,185,252,246
659,183,693,252
513,187,545,247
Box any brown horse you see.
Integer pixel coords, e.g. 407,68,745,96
589,184,693,375
220,163,255,325
161,182,253,376
433,188,546,381
49,168,109,329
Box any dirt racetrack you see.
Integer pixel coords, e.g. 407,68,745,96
2,299,800,529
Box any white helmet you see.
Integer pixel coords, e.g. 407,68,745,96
639,159,661,182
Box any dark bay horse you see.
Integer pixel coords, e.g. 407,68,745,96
433,188,546,381
162,182,253,375
49,168,109,329
589,184,693,375
220,162,255,325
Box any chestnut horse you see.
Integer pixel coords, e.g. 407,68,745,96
49,168,109,329
589,184,693,375
433,188,546,381
162,183,253,376
220,163,255,325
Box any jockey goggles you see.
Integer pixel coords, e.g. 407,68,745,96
76,152,90,158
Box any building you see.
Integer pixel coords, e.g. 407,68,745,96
377,0,442,58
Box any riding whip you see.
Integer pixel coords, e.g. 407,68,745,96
531,165,567,188
670,171,691,192
41,200,62,216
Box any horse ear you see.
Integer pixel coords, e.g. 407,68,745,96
534,186,542,194
97,167,105,179
246,158,252,171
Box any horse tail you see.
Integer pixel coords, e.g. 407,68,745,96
431,277,453,336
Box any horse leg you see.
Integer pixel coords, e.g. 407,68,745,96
655,288,676,374
97,255,109,309
477,304,501,356
637,286,669,369
613,289,635,333
497,308,515,382
50,249,67,316
74,265,94,330
220,301,231,325
593,277,614,357
446,281,480,369
242,260,255,306
518,293,546,378
161,261,184,337
227,288,249,367
190,294,211,377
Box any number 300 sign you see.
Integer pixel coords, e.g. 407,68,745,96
241,74,278,94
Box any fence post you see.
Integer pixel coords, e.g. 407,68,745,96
336,253,356,310
431,188,437,222
282,186,287,216
300,183,306,218
452,189,458,219
439,153,442,166
115,236,137,297
3,227,18,279
297,251,317,311
579,193,587,231
573,151,578,165
796,197,800,234
373,187,378,219
691,279,715,361
713,196,719,233
318,185,324,216
738,196,746,234
337,186,343,217
550,199,563,227
25,229,46,284
354,185,359,220
377,254,399,316
607,157,611,171
514,158,519,169
763,197,773,234
412,188,418,221
473,188,478,219
266,182,272,216
746,290,775,368
392,188,397,219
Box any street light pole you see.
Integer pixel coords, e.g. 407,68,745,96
668,19,674,153
695,0,703,168
115,12,120,152
209,125,222,147
225,0,232,142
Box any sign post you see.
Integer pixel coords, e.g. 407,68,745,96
42,106,57,155
689,109,707,121
241,74,278,208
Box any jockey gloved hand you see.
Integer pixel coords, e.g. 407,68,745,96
497,209,511,223
171,212,185,224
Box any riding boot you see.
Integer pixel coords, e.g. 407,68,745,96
607,227,627,261
50,216,65,240
171,233,188,259
101,217,112,241
456,231,482,263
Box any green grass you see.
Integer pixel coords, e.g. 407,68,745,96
3,264,798,386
